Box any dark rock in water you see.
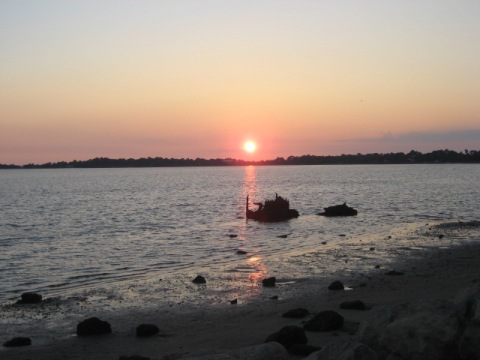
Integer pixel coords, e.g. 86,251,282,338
340,300,367,310
321,241,327,245
119,356,151,360
17,292,42,304
277,234,288,238
288,343,321,356
228,234,238,238
304,311,344,332
439,234,445,239
265,325,308,349
230,299,238,305
262,277,276,287
3,337,32,347
270,295,279,300
136,324,159,337
246,194,299,222
236,250,247,255
282,308,310,318
318,203,358,217
375,265,381,269
385,270,404,276
328,280,345,290
192,275,206,284
77,317,112,336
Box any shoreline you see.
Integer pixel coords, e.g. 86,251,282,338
2,220,480,359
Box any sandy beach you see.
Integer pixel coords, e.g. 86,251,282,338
2,221,480,360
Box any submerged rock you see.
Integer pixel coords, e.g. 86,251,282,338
340,300,367,310
318,203,357,217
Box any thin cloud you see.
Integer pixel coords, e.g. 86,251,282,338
344,129,480,143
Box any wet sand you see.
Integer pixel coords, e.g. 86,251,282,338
2,221,480,360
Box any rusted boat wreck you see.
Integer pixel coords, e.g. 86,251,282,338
246,194,299,222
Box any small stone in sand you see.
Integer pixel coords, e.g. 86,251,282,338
328,280,345,290
228,234,238,238
265,325,308,349
277,234,288,238
230,299,238,305
262,277,276,287
385,270,405,276
282,308,310,318
270,295,279,300
236,250,247,255
192,275,206,284
340,300,367,310
136,324,160,337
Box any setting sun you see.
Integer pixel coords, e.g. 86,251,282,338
243,141,256,153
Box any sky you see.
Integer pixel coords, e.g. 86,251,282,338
1,1,479,165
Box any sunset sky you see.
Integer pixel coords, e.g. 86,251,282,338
1,1,479,165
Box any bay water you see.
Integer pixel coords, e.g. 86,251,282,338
1,164,479,305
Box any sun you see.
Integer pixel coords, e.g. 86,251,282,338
243,141,256,153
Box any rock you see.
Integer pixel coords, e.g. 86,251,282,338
455,283,480,358
318,203,358,217
192,275,206,284
136,324,159,337
328,280,344,290
262,277,276,287
340,300,367,310
304,341,378,360
359,300,462,360
374,265,381,269
236,250,247,255
3,337,32,347
77,317,112,336
282,308,310,318
119,356,150,360
303,311,344,332
277,234,288,238
228,234,238,238
385,270,404,276
17,292,42,304
230,299,237,305
288,344,321,356
265,325,308,349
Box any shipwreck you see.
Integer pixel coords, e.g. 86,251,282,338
246,193,299,222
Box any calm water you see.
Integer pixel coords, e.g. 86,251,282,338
0,164,479,303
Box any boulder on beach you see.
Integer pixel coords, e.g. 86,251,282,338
3,337,32,347
282,308,310,318
77,317,112,336
303,341,377,360
318,203,357,217
17,292,42,304
265,325,308,350
303,311,344,332
340,300,367,310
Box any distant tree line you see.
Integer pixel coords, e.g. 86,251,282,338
1,149,479,169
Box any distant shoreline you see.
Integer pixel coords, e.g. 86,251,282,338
1,149,479,169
